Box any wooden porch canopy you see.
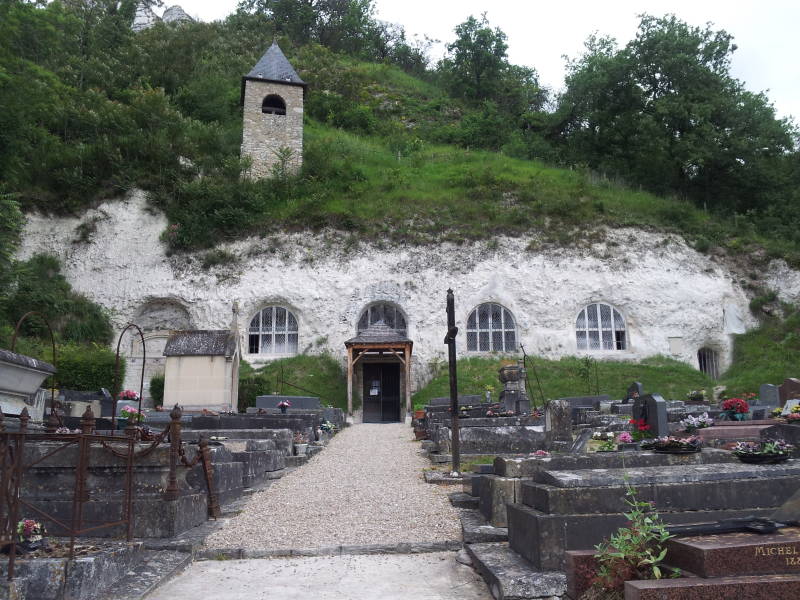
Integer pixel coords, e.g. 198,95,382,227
344,322,413,418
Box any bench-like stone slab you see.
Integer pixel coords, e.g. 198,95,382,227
539,460,800,488
665,527,800,578
522,476,800,515
625,574,800,600
494,448,736,478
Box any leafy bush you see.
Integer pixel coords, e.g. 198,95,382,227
56,343,123,392
589,485,675,596
149,373,165,408
3,254,112,344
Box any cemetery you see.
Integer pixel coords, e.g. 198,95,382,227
3,4,800,599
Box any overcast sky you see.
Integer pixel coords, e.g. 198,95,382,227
165,0,800,123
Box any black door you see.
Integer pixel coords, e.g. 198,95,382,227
362,363,401,423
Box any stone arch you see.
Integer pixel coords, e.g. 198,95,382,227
357,301,408,336
262,94,286,116
698,347,720,379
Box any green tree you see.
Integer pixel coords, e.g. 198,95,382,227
556,14,796,213
438,13,508,101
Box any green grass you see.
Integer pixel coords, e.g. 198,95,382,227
169,120,800,269
238,353,347,412
412,355,717,410
721,309,800,396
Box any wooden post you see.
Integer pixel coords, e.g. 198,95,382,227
164,404,182,501
346,346,353,418
404,345,412,417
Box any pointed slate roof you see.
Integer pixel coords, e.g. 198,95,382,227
345,321,412,346
246,42,305,86
241,42,306,105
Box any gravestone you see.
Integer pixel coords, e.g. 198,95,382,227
545,400,572,445
759,384,780,408
498,363,531,414
781,399,800,416
429,395,483,407
632,393,668,438
623,382,643,404
255,395,321,410
569,428,593,453
563,395,610,422
779,378,800,405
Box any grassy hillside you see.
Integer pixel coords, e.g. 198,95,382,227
412,355,716,410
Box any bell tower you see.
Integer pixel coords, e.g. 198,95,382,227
240,42,306,178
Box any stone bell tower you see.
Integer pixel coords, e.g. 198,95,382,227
240,42,306,179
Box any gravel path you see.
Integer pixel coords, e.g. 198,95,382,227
205,423,461,549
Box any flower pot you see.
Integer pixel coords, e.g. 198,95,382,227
280,406,287,414
654,447,701,454
294,443,308,456
735,453,790,464
617,442,639,451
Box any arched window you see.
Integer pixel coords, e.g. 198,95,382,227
466,303,516,352
698,347,719,379
576,303,626,351
248,306,298,354
262,94,286,115
357,303,407,336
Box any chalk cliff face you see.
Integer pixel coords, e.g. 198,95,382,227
19,191,760,392
132,3,194,32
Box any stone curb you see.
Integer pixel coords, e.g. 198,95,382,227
196,540,464,560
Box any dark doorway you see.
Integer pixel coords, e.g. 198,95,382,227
362,363,401,423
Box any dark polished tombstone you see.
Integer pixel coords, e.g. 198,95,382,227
778,378,800,405
632,393,668,438
623,382,643,404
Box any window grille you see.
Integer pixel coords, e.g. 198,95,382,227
466,303,516,352
698,347,719,379
576,303,626,350
357,303,408,336
248,306,298,354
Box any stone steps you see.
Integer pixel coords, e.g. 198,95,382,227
449,491,479,509
460,509,508,544
98,550,192,600
466,542,566,600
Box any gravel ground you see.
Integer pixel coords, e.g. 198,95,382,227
205,423,461,549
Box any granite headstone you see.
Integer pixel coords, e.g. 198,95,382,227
632,393,668,438
759,384,780,408
624,382,643,404
779,378,800,405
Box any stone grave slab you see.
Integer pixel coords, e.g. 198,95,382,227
255,395,320,410
562,395,610,422
428,395,483,407
779,378,800,404
666,527,800,578
761,383,781,408
538,461,800,488
625,574,800,599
